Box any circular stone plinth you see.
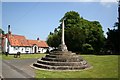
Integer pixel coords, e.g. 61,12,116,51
32,51,91,70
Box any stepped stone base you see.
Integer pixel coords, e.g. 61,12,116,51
32,51,91,70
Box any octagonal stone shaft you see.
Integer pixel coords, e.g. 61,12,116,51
58,19,68,52
62,19,65,45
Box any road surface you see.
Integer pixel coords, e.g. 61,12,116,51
1,59,37,79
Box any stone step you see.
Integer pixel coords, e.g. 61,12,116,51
50,51,76,55
45,55,58,58
51,51,72,53
41,57,83,62
45,54,78,58
37,59,87,66
33,62,88,70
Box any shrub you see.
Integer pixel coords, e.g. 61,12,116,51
82,43,94,54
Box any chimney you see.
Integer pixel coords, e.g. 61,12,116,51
37,37,40,40
8,25,11,34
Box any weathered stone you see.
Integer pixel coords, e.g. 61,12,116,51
58,44,68,52
33,51,91,70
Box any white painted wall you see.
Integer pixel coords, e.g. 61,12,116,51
3,37,48,54
39,47,47,53
49,47,55,52
8,46,32,54
38,47,42,53
8,46,47,54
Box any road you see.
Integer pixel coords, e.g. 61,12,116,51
1,59,37,79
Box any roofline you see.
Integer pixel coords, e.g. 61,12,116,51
11,45,32,47
10,45,49,47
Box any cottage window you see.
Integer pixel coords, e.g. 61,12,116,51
26,47,29,51
14,47,19,50
22,48,23,51
26,51,29,53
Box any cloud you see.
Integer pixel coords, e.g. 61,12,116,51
99,0,117,8
100,3,113,8
100,0,117,2
74,0,99,2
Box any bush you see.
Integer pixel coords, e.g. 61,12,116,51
82,43,94,54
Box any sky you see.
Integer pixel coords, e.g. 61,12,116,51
1,1,118,41
1,0,118,2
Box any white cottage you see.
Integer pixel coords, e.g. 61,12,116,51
2,26,49,54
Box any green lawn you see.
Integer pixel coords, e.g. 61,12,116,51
2,53,46,60
35,55,118,78
2,53,119,78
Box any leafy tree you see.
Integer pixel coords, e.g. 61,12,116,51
58,11,81,29
65,26,86,51
47,30,61,49
85,21,105,52
0,28,4,34
82,43,94,54
106,28,119,54
105,1,120,54
47,11,105,53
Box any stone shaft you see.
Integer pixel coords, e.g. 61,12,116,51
58,19,68,51
62,19,65,45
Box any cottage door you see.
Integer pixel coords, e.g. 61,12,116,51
34,46,37,53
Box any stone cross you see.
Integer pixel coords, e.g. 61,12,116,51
58,19,68,52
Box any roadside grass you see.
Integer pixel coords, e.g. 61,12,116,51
2,53,46,60
35,55,118,78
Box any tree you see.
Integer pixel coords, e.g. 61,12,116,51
47,30,61,49
58,11,81,29
0,28,4,34
106,28,119,54
105,1,120,54
65,26,86,51
85,21,105,52
47,11,105,53
82,43,94,54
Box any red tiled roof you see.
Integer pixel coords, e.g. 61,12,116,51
28,40,48,47
2,33,49,47
8,34,30,46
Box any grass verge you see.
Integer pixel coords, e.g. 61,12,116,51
2,53,46,60
35,55,118,78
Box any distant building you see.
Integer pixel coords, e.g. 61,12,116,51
0,34,2,53
0,28,3,53
2,25,49,54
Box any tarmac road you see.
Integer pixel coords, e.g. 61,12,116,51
2,59,37,79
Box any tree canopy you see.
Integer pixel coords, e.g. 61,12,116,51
47,11,105,53
105,24,119,54
0,28,4,34
105,1,120,54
